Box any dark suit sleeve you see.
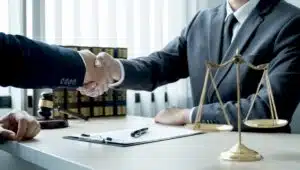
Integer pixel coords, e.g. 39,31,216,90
118,35,188,91
191,15,300,131
115,12,202,91
0,33,86,89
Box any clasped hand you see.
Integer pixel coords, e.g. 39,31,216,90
78,50,121,97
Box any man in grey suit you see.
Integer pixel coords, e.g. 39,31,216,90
80,0,300,133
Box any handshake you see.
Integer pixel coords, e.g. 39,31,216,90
77,50,122,97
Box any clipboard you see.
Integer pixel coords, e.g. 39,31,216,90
63,125,203,147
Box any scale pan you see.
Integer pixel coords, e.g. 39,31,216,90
244,119,288,128
185,123,233,132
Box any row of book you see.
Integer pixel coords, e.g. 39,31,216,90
52,46,127,119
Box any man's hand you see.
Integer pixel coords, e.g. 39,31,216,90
77,50,114,97
96,52,122,82
154,108,190,125
79,50,111,84
78,52,122,97
0,111,40,141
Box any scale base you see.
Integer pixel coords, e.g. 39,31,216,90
220,143,263,162
185,123,233,132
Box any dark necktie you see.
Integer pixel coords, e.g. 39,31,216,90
209,14,237,103
221,13,238,57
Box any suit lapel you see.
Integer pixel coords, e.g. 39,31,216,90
208,3,226,64
207,0,280,101
206,3,226,100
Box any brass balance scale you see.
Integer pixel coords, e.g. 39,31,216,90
185,49,288,162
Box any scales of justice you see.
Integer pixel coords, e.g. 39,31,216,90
185,49,288,162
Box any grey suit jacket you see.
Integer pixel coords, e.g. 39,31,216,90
118,0,300,133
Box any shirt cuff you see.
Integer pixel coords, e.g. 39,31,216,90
109,59,125,87
77,52,87,67
184,107,195,124
77,51,87,84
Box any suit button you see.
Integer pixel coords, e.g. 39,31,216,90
60,78,65,85
72,79,77,86
70,79,74,86
65,79,69,85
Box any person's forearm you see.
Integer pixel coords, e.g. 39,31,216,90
116,49,189,91
0,33,85,89
189,95,269,130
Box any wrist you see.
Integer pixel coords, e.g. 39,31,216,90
109,59,125,88
183,109,191,124
77,51,89,84
112,59,122,81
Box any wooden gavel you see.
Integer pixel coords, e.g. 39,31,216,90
37,92,88,129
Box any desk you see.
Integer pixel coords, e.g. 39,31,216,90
0,116,300,170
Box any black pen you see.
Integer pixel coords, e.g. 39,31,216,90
81,134,113,142
81,133,90,137
130,127,148,138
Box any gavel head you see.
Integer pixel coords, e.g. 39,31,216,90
38,92,54,120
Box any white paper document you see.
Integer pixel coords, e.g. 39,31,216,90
63,124,203,147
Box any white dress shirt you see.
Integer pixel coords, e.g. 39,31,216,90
226,0,260,43
110,0,260,123
108,59,125,87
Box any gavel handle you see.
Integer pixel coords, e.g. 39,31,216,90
56,108,89,121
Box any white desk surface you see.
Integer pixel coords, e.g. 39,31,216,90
1,116,300,170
